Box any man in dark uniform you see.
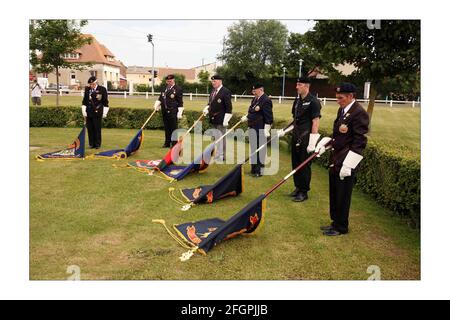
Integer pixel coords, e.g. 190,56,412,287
81,76,109,149
287,77,322,202
315,83,369,236
242,83,273,177
203,74,233,162
154,74,184,148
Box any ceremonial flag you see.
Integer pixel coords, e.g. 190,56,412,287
36,127,85,160
157,142,215,181
169,164,244,209
153,194,266,260
94,129,143,159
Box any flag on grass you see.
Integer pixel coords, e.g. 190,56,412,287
36,127,85,160
157,142,215,181
174,164,244,206
154,194,266,260
94,129,143,159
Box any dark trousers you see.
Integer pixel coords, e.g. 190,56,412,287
86,116,102,148
329,170,356,234
163,114,178,146
291,138,311,193
249,128,266,174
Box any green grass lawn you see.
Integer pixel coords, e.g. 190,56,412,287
34,95,421,155
30,127,420,280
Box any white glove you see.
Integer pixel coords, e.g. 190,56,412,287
223,113,233,127
241,115,248,122
339,165,352,180
177,107,184,119
264,124,271,138
153,100,161,111
81,105,87,117
314,137,332,157
102,107,109,119
340,150,364,179
307,133,321,153
203,105,210,116
277,125,293,138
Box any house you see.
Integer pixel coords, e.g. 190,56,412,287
126,65,204,87
192,61,220,81
37,34,122,90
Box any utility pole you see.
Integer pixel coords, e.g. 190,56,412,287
147,34,155,95
282,66,286,100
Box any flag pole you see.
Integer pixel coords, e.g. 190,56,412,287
140,109,158,130
264,140,332,198
213,119,244,147
243,121,294,164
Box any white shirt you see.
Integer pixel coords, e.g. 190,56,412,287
342,99,356,115
214,85,223,95
31,84,42,97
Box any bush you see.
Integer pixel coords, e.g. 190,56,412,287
310,130,420,228
30,107,420,227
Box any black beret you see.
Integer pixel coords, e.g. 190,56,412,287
165,74,175,80
211,74,223,80
296,76,311,84
87,76,97,84
336,83,356,93
252,83,264,90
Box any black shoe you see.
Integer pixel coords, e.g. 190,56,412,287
89,145,95,149
162,144,170,148
323,229,344,237
252,172,262,178
289,188,301,197
320,225,334,232
94,146,100,149
292,192,308,202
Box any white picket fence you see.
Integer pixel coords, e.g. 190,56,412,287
43,89,421,108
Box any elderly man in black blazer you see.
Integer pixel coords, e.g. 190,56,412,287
203,74,233,162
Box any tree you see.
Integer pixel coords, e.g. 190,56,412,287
218,20,289,82
284,32,332,78
197,70,210,93
306,20,420,123
29,20,92,107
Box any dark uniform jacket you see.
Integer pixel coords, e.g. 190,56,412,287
291,93,322,145
247,93,273,130
158,85,183,117
82,85,108,117
208,86,232,125
329,100,370,172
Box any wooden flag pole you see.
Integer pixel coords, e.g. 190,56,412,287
140,109,158,130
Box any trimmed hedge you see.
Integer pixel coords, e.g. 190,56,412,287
284,130,421,228
30,106,420,227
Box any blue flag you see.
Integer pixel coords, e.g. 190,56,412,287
36,127,85,160
157,143,215,181
94,129,143,159
154,194,266,260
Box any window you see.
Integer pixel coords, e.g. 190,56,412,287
70,71,76,79
90,71,97,77
62,53,79,59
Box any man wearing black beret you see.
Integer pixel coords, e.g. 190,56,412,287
81,76,109,149
315,82,369,236
203,74,233,162
240,83,273,177
280,76,322,202
153,74,184,148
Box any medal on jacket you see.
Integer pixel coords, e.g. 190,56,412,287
254,105,260,112
217,98,222,103
339,124,348,133
96,94,102,100
170,94,175,99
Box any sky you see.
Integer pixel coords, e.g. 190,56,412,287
82,20,316,69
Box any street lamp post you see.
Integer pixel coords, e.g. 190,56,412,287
147,34,155,95
298,58,304,78
282,66,286,100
